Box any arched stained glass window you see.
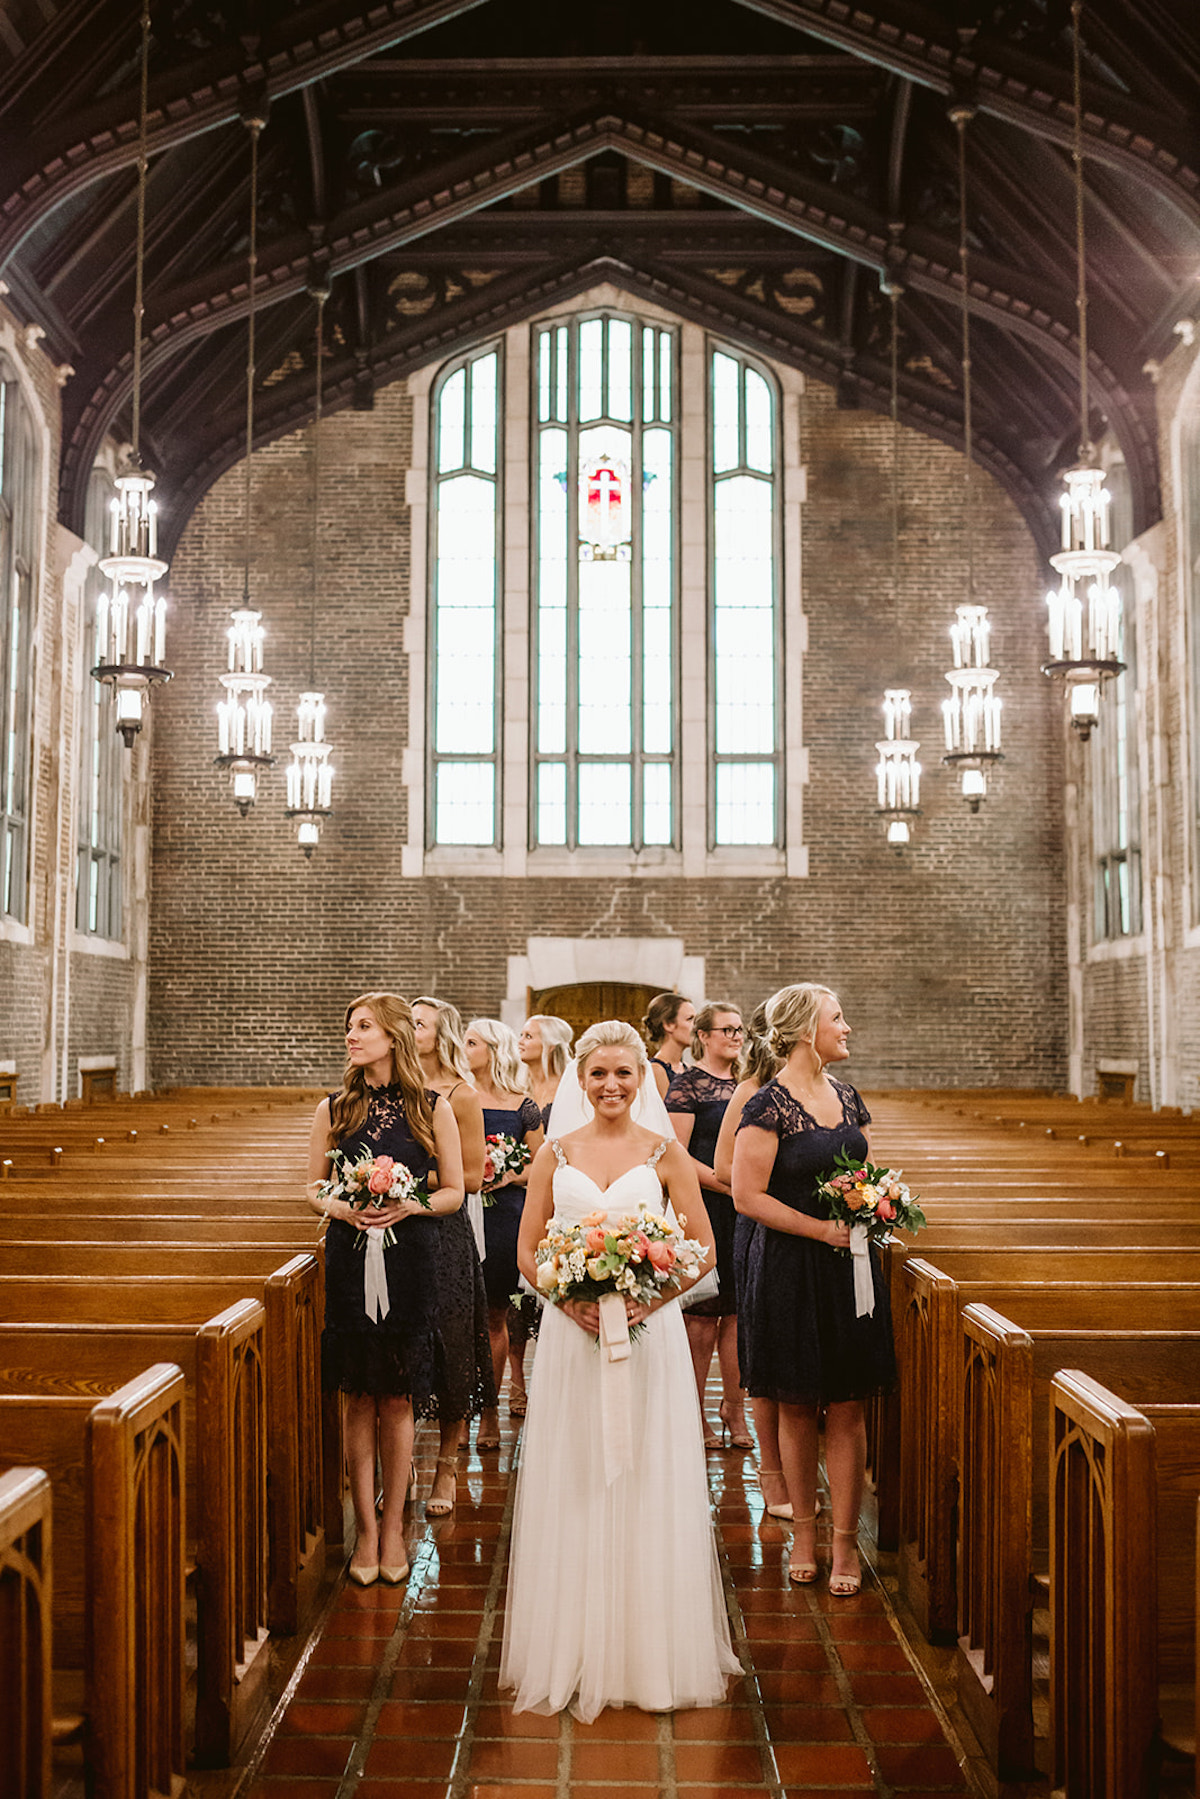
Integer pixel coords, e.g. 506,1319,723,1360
429,345,501,845
710,347,780,846
532,312,677,849
76,467,123,939
0,357,37,922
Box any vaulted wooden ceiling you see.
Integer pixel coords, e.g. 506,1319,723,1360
1,0,1196,562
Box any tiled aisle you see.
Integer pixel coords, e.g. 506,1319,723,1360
241,1416,976,1799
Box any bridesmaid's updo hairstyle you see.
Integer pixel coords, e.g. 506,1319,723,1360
524,1014,574,1081
641,992,688,1055
412,995,471,1082
575,1019,648,1077
467,1016,527,1095
764,983,838,1060
331,992,437,1155
690,1000,741,1061
738,1002,780,1087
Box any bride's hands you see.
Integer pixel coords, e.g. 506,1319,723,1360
564,1297,601,1334
624,1298,651,1326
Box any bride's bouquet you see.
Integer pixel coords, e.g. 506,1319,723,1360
534,1207,709,1346
316,1149,430,1249
816,1148,925,1248
481,1132,532,1203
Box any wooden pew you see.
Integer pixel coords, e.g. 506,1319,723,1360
0,1302,272,1765
957,1306,1200,1779
0,1364,187,1799
0,1465,52,1799
1050,1371,1158,1799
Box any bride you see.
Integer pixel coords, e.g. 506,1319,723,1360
501,1019,741,1721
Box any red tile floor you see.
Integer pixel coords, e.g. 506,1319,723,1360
237,1402,979,1799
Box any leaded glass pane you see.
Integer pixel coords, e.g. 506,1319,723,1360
745,368,773,474
607,318,633,422
438,366,466,472
659,332,672,422
436,762,494,844
578,762,631,844
538,762,567,845
579,319,604,422
643,763,672,845
715,761,775,845
578,559,631,754
471,355,497,474
556,326,569,422
538,330,552,424
712,351,740,473
642,327,656,423
538,427,568,753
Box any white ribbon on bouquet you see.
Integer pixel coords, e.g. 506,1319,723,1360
363,1231,391,1322
597,1292,634,1485
849,1222,874,1317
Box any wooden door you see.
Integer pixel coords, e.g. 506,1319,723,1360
529,982,667,1043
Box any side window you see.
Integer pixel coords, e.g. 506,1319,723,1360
0,359,37,922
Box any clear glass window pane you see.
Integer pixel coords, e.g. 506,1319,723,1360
556,326,569,422
471,354,497,474
715,762,775,845
643,763,672,845
435,607,494,753
642,327,655,423
436,763,494,845
578,559,631,754
538,331,552,424
712,351,740,473
538,762,567,845
745,368,773,474
659,332,672,423
607,318,633,422
438,367,466,472
579,319,604,422
578,762,631,845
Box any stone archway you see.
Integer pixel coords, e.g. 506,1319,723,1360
501,937,705,1032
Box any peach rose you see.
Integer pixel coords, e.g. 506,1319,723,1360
877,1199,896,1222
367,1159,395,1195
585,1227,608,1255
647,1239,676,1273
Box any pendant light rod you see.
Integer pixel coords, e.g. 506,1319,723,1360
242,114,264,604
952,103,975,606
1071,0,1090,458
129,1,151,458
310,283,326,691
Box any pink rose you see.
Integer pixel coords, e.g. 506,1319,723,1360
647,1239,676,1273
585,1228,608,1255
368,1165,393,1196
877,1199,896,1222
633,1232,651,1262
482,1156,496,1185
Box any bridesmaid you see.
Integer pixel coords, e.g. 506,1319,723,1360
712,1003,790,1520
518,1014,574,1129
665,1001,748,1449
306,992,464,1584
412,995,497,1515
642,993,696,1100
465,1017,544,1449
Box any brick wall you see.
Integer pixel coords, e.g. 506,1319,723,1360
148,319,1067,1093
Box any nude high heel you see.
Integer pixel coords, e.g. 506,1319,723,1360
348,1561,378,1587
787,1511,819,1585
755,1468,794,1521
425,1454,458,1519
829,1526,862,1596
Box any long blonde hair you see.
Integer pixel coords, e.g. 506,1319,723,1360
467,1016,527,1094
413,994,471,1082
524,1014,574,1081
329,992,436,1154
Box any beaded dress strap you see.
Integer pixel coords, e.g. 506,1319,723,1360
646,1138,670,1170
551,1139,568,1169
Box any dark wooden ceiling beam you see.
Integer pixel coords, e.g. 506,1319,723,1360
0,0,491,267
726,0,1200,231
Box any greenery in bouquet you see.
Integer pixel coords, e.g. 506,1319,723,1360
816,1147,925,1248
533,1206,709,1338
316,1149,430,1248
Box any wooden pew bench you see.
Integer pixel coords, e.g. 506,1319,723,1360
957,1306,1200,1779
0,1365,186,1799
0,1302,273,1766
0,1465,52,1798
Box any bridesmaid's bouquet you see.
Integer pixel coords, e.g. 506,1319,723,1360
481,1132,531,1201
317,1149,430,1249
816,1148,925,1248
534,1207,709,1337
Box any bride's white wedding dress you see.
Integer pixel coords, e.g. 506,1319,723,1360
500,1146,741,1722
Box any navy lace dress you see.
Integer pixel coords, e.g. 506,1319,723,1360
321,1084,442,1407
736,1077,896,1405
665,1066,738,1319
430,1081,496,1420
481,1096,543,1310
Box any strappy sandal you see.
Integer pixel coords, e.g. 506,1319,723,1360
719,1398,754,1450
508,1390,528,1418
829,1526,862,1596
425,1455,458,1518
788,1511,820,1585
754,1468,794,1521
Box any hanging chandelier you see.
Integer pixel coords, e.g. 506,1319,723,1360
215,112,273,815
876,688,921,846
284,284,335,856
874,283,921,848
941,104,1002,812
1041,0,1124,740
91,2,171,747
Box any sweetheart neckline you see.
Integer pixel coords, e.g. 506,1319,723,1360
555,1162,662,1198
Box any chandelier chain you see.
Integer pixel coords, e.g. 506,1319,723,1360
243,117,262,603
310,289,325,692
130,1,152,456
889,283,901,609
1071,0,1090,457
953,104,974,606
